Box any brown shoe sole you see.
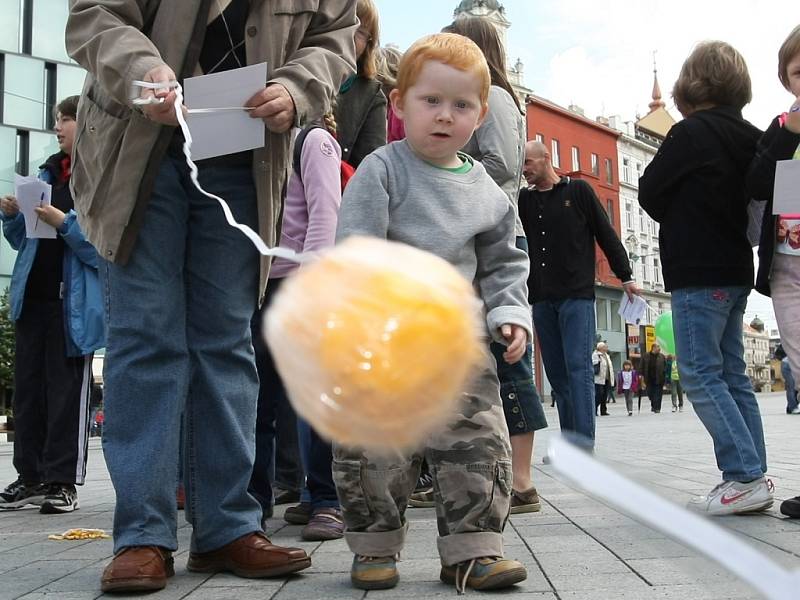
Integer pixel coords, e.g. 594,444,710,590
101,576,169,593
187,554,311,578
510,500,541,514
351,572,400,590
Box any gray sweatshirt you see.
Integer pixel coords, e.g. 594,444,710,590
336,139,532,344
461,85,526,237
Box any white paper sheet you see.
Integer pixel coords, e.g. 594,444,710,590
618,294,647,325
14,175,56,239
773,159,800,215
184,62,267,161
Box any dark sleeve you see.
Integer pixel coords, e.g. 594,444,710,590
348,88,387,168
578,181,633,282
639,122,699,222
746,116,800,201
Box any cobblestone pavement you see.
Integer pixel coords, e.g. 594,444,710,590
1,392,799,599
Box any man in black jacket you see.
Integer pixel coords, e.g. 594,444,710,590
519,141,638,448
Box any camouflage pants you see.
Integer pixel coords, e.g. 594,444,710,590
332,349,513,566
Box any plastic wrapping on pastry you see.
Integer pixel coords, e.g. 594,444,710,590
264,236,484,450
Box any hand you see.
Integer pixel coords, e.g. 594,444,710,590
34,205,67,229
786,96,800,134
1,196,19,217
500,324,527,364
622,281,641,301
139,64,183,126
246,84,296,133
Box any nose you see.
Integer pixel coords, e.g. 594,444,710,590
436,105,453,123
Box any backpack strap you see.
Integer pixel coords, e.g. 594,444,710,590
292,123,324,182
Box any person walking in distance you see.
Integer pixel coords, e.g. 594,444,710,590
641,344,667,413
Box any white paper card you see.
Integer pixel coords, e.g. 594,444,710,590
14,175,56,239
618,294,648,325
184,62,267,161
773,159,800,215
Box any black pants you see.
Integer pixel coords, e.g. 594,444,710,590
249,278,304,512
595,383,609,415
13,300,92,485
648,384,664,413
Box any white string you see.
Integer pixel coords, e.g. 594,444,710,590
164,83,309,264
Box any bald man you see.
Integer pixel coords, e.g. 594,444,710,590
519,141,638,447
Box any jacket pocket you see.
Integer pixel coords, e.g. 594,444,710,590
72,88,130,217
273,0,319,14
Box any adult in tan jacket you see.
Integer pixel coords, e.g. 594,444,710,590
65,0,357,593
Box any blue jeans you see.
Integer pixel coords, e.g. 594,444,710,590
532,298,596,447
101,156,262,553
297,418,339,510
672,286,767,482
782,359,798,413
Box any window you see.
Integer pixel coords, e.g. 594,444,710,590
625,201,633,229
605,158,613,184
606,199,614,223
0,1,22,53
551,139,560,169
32,0,72,63
596,298,608,330
653,258,661,284
639,208,645,232
622,157,631,184
642,258,650,282
610,301,622,332
635,161,643,182
571,146,580,172
28,130,58,177
535,133,544,143
3,54,46,130
591,153,599,176
0,125,16,196
56,64,87,106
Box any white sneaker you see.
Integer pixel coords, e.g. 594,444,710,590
688,478,773,516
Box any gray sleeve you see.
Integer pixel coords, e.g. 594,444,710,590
475,195,533,344
473,87,519,192
336,154,390,242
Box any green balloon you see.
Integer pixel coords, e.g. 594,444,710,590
655,312,675,355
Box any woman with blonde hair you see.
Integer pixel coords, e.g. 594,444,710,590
334,0,387,167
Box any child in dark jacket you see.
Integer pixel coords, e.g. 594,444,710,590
616,361,639,416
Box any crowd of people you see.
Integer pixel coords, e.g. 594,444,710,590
0,0,798,595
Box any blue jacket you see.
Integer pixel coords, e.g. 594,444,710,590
1,167,105,357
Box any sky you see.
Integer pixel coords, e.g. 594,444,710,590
374,0,794,331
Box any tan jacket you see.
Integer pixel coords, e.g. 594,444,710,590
65,0,357,297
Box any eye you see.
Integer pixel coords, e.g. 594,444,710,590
425,96,439,105
455,101,468,109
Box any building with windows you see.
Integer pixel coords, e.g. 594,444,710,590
524,95,626,390
606,69,675,325
1,1,87,288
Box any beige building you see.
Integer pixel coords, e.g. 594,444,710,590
744,318,771,392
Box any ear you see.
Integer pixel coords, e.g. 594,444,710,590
473,102,489,130
390,88,404,120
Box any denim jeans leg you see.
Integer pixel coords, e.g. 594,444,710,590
672,287,765,482
720,290,767,475
533,301,575,432
182,164,263,552
297,418,339,510
557,299,596,445
101,158,190,553
782,361,798,412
